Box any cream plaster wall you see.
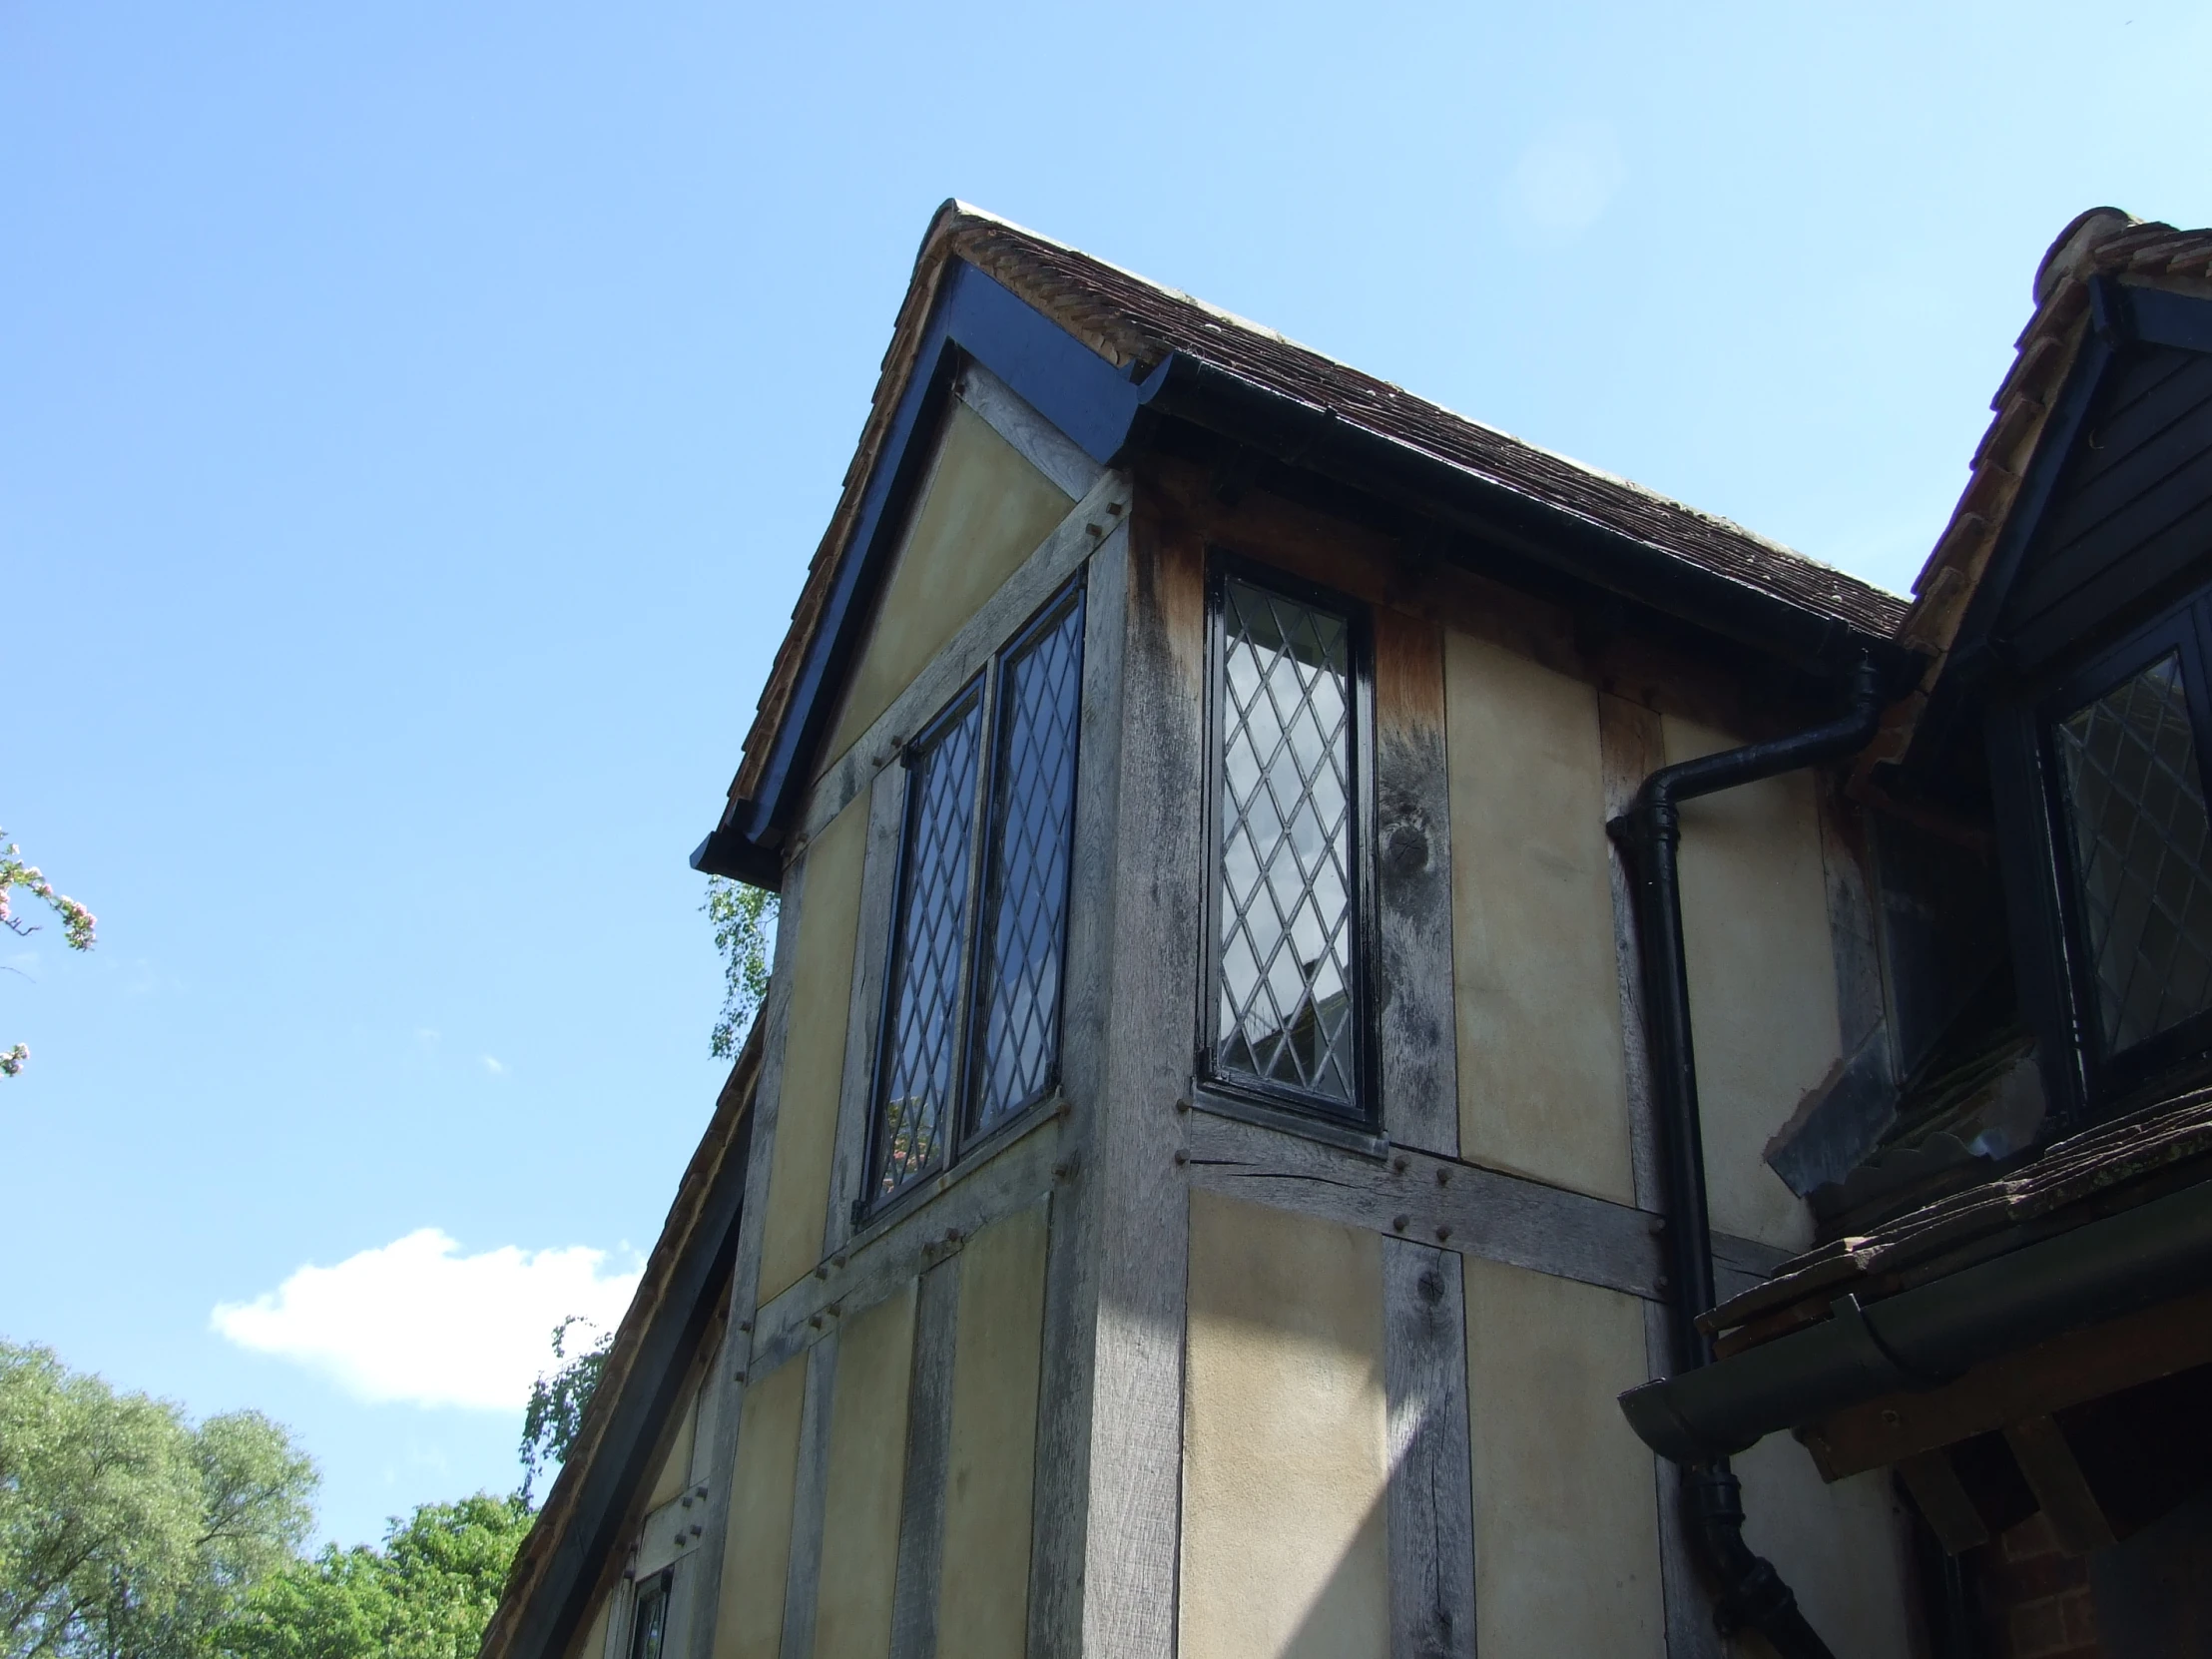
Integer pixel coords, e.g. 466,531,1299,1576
826,398,1074,765
1736,1436,1916,1659
937,1201,1048,1659
812,1282,918,1659
1181,1190,1389,1659
645,1390,699,1511
1463,1255,1664,1659
1665,718,1840,1252
570,1592,611,1659
1444,631,1635,1204
757,796,869,1301
715,1353,807,1659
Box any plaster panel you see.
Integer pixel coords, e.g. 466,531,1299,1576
569,1592,611,1659
758,797,869,1301
646,1389,699,1511
1181,1189,1389,1659
1736,1435,1917,1659
827,398,1075,764
1462,1256,1664,1659
715,1354,807,1659
812,1281,918,1659
937,1201,1048,1659
1445,630,1635,1203
1664,718,1839,1251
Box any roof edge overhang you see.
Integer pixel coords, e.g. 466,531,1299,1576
479,1025,763,1659
1864,210,2212,786
698,232,1917,883
1619,1175,2212,1466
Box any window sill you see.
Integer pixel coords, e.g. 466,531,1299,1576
1189,1080,1388,1161
844,1088,1068,1255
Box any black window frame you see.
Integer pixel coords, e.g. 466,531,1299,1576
627,1568,672,1659
1198,553,1381,1132
858,575,1088,1217
2023,593,2212,1111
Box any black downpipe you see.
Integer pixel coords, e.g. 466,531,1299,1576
1607,657,1887,1659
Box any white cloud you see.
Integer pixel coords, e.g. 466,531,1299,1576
212,1229,640,1410
1507,121,1626,238
480,1055,507,1076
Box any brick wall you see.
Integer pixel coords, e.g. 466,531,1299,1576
1975,1513,2105,1659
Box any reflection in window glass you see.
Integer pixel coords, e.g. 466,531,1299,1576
629,1571,670,1659
970,594,1085,1133
1214,577,1359,1108
873,695,984,1198
2054,652,2212,1053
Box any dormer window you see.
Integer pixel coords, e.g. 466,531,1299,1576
865,580,1086,1206
2038,603,2212,1101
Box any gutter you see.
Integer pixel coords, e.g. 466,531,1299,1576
1607,656,1888,1659
1619,1176,2212,1465
1129,353,1919,681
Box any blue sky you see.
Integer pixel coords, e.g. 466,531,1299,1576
4,0,2207,1547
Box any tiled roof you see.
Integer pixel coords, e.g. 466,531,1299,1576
1860,210,2212,777
1704,1085,2212,1360
727,203,1908,810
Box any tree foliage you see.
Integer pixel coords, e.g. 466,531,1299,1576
704,877,776,1060
0,835,98,1079
215,1495,531,1659
0,1342,314,1659
516,1319,612,1504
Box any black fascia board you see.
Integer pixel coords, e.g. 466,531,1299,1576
1127,354,1919,690
1899,274,2212,778
692,262,1152,879
699,264,1919,878
505,1116,754,1659
1619,1173,2212,1465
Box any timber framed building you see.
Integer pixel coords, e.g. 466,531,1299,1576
481,205,2212,1659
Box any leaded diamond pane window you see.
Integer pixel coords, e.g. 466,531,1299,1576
970,596,1085,1133
2054,652,2212,1055
873,692,984,1198
1211,574,1364,1112
865,580,1086,1208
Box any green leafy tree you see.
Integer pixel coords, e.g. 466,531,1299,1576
516,1319,612,1504
0,1342,314,1659
703,877,776,1059
0,835,98,1078
216,1495,532,1659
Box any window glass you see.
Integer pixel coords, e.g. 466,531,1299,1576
2054,651,2212,1053
864,579,1087,1209
970,593,1085,1133
873,694,984,1198
628,1572,670,1659
1214,576,1360,1108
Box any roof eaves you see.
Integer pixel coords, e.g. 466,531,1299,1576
1857,209,2212,781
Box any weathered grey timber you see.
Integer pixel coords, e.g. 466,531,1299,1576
802,471,1133,844
957,359,1107,502
1374,608,1460,1159
824,763,909,1260
1027,526,1133,1659
1072,512,1204,1659
778,1334,840,1659
1383,1240,1476,1659
747,1115,1062,1379
887,1259,960,1659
